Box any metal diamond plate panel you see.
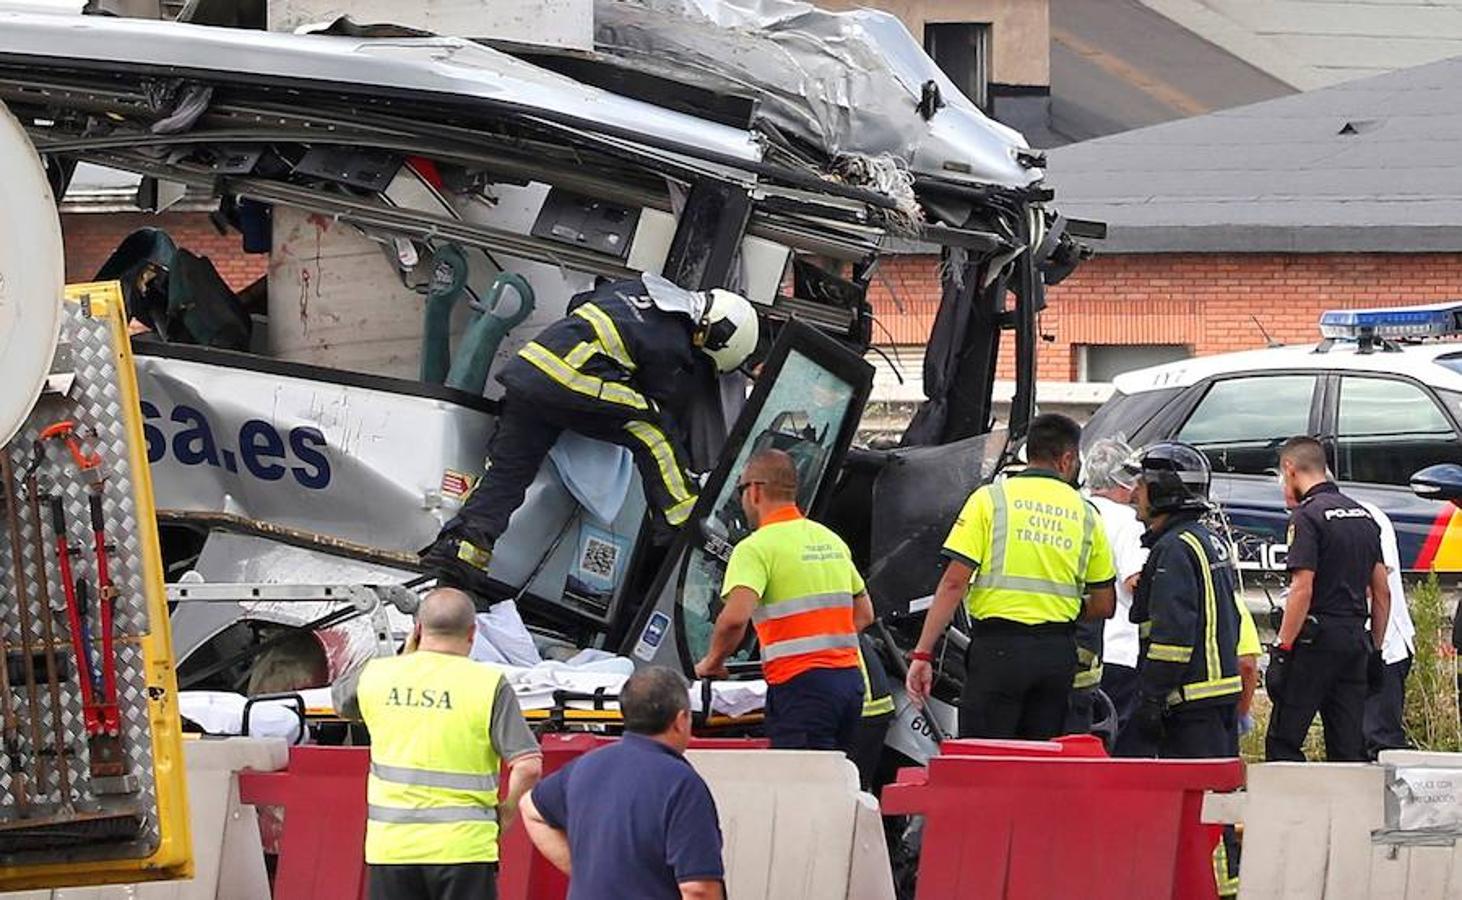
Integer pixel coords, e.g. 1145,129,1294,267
0,300,161,860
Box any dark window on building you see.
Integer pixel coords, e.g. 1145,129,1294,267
1078,344,1191,383
1177,375,1317,475
925,22,991,111
1335,376,1462,486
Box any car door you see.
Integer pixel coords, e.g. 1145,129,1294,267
1321,373,1462,574
1168,372,1324,573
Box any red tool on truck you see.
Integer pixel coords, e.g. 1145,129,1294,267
35,421,124,778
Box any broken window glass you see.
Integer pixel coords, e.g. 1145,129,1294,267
678,350,859,665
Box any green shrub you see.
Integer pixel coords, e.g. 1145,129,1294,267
1403,575,1462,753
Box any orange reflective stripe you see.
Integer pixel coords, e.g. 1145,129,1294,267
754,604,858,684
755,606,856,646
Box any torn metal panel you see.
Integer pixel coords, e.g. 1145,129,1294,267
0,11,763,165
592,0,1038,189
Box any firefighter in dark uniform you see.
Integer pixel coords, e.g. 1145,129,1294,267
1119,441,1242,759
1119,441,1243,899
1066,621,1104,735
852,633,895,793
1265,437,1391,763
420,276,759,595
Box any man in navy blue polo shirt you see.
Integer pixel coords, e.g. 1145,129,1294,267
520,667,725,900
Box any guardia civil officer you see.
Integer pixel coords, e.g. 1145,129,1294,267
336,588,543,900
421,276,759,596
906,413,1117,740
1265,437,1390,762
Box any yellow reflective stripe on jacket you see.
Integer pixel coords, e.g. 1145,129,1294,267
1176,675,1242,703
1214,837,1240,897
520,342,648,411
1148,643,1194,664
665,495,697,526
573,303,635,370
856,645,894,718
1073,664,1103,690
622,419,695,515
1073,643,1103,689
1179,532,1222,687
563,341,600,369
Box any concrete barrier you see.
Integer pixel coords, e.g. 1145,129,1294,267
688,750,895,900
3,737,288,899
1239,756,1462,899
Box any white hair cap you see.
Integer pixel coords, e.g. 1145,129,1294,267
1084,437,1137,491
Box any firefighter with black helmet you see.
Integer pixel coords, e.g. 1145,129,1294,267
1119,442,1242,759
1121,441,1243,897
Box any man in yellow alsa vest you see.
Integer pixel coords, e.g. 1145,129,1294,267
343,588,542,900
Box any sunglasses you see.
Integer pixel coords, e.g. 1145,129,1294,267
736,480,766,497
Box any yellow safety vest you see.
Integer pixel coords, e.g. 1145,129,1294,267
723,509,863,685
945,474,1115,625
357,652,504,865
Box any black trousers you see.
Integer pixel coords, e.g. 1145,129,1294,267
1364,656,1413,759
443,395,695,546
369,863,497,900
1266,619,1370,762
958,626,1077,740
765,667,864,753
1115,701,1238,759
852,711,894,792
1100,663,1141,734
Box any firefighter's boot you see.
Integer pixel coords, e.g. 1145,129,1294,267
419,535,495,598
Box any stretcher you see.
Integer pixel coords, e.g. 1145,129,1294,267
178,659,769,740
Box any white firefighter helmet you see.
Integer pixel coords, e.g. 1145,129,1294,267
698,288,759,373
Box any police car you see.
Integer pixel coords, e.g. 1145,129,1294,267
1082,303,1462,577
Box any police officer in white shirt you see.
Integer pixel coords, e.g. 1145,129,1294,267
1357,500,1416,758
1084,438,1150,732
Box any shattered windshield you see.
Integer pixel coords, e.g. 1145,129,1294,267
679,349,858,664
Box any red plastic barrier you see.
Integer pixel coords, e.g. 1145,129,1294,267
882,742,1243,900
498,734,769,900
236,737,771,900
238,745,371,900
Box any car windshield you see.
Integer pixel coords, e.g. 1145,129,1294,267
1081,387,1183,449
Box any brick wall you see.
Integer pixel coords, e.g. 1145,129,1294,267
61,211,268,290
872,252,1462,381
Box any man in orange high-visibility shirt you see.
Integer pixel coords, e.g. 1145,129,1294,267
695,449,874,751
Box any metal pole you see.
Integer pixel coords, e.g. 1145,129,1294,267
0,455,37,813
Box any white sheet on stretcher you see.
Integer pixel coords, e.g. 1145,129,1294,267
499,656,767,717
299,654,767,719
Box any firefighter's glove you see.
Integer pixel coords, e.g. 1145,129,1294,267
1133,695,1167,744
1266,646,1292,704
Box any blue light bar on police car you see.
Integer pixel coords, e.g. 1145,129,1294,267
1318,302,1462,341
